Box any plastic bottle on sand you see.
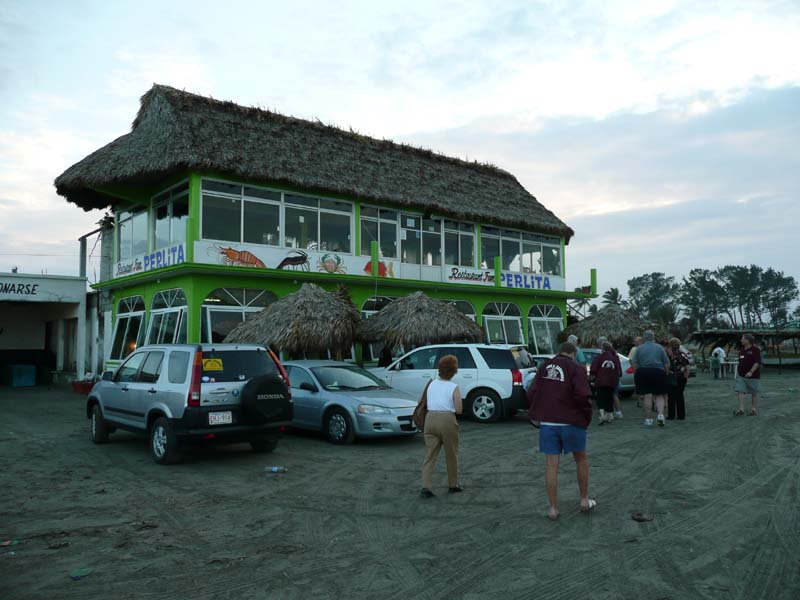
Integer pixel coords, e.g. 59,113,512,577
266,466,288,473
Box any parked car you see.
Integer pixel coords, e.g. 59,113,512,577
371,343,526,423
580,348,635,396
87,344,293,464
283,360,418,444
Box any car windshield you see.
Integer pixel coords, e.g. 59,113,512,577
311,365,389,391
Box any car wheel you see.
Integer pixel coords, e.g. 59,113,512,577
91,404,110,444
149,417,181,465
325,408,355,445
250,437,279,453
468,389,501,423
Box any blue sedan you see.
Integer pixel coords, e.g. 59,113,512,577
283,361,420,444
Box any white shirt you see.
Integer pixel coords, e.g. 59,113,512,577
712,347,726,360
426,379,458,412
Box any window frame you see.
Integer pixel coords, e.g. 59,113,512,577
528,304,564,353
109,296,147,361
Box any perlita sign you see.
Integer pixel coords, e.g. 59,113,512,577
114,244,186,278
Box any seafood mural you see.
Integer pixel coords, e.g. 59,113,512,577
276,250,310,271
317,254,347,274
363,260,395,278
211,246,267,268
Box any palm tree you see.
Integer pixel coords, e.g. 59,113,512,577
602,287,626,307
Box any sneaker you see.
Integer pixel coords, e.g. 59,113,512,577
614,411,623,419
420,488,435,498
644,418,654,426
657,414,665,427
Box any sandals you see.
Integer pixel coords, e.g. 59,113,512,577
580,499,597,513
748,408,757,416
733,409,745,416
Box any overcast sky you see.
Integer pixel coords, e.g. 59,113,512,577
1,0,798,302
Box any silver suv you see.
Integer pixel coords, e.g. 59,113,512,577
87,344,293,464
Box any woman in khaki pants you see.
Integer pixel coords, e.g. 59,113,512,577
421,355,463,498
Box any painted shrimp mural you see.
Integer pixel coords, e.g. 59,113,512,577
210,245,267,268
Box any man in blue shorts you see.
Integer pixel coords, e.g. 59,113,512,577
527,341,596,520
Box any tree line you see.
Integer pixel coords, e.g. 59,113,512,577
601,265,799,331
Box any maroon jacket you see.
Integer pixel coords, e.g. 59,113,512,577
590,350,621,388
527,354,593,428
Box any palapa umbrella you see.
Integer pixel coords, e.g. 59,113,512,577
560,304,667,352
358,291,485,348
223,283,360,355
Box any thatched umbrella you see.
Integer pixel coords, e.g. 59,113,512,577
358,291,485,348
223,283,359,355
560,305,667,352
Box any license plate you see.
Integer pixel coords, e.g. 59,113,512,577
209,411,232,426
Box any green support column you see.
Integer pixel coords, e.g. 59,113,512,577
494,256,501,287
186,173,202,262
354,202,361,256
371,240,379,276
590,268,597,295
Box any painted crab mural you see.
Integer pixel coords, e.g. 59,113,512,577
317,253,347,274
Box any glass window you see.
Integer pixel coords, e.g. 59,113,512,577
444,346,477,369
481,236,499,269
201,349,277,381
202,195,241,242
521,242,542,273
401,214,420,230
244,200,280,246
146,313,164,344
543,246,561,276
168,351,191,384
528,304,563,353
320,212,351,253
360,220,378,256
285,194,318,208
484,318,506,344
477,347,517,369
131,212,148,256
501,238,521,271
361,206,379,219
289,367,315,389
171,195,189,245
461,234,474,267
244,187,280,201
116,352,146,383
422,227,441,266
203,180,242,195
398,347,439,370
209,310,245,343
285,206,318,250
154,203,170,249
117,217,132,261
139,351,164,384
110,314,145,361
319,198,352,212
444,231,459,265
379,221,398,258
158,311,180,343
401,229,422,264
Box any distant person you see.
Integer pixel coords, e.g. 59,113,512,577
377,345,394,368
666,338,690,420
590,341,621,424
709,353,721,380
420,355,463,498
598,336,624,419
527,342,596,520
734,334,761,416
711,345,726,379
631,330,670,427
567,335,587,365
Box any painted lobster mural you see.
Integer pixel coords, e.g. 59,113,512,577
276,250,310,271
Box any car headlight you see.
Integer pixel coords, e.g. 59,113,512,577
357,404,391,415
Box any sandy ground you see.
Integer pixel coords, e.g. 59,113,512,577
1,371,799,600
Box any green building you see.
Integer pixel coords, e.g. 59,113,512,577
55,85,595,368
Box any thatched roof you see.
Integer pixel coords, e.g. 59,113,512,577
55,84,573,240
358,291,485,347
223,283,359,354
560,305,668,352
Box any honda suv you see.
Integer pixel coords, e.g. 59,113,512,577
371,344,529,423
87,344,293,464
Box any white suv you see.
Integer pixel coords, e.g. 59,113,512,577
370,344,530,422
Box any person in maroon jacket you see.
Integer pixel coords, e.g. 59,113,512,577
590,341,622,424
527,341,596,521
734,334,762,416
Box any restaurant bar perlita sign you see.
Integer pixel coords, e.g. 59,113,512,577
114,244,186,278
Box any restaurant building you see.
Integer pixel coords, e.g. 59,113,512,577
55,85,595,368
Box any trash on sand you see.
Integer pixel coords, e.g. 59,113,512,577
630,511,654,522
788,388,798,393
48,541,70,550
69,568,92,580
266,466,288,473
1,540,19,547
134,520,159,531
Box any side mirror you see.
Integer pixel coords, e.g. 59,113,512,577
101,371,114,381
299,382,318,392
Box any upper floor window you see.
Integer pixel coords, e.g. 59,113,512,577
152,181,189,250
401,214,441,266
200,180,352,253
443,220,474,267
360,207,398,258
117,208,148,261
481,228,561,275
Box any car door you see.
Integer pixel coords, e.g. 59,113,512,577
384,347,441,397
129,351,165,429
285,366,322,428
106,351,148,427
443,346,478,396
